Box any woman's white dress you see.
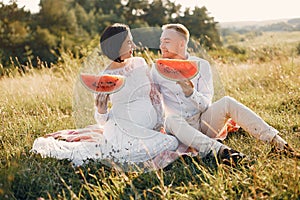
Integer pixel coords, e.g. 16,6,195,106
95,57,179,163
31,57,179,169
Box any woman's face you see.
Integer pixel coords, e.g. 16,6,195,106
119,31,136,61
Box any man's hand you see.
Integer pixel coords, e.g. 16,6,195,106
95,93,109,114
177,80,194,97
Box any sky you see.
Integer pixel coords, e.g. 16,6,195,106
2,0,300,22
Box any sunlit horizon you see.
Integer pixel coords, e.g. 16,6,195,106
1,0,300,23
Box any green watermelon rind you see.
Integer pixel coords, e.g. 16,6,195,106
155,59,200,82
80,73,126,94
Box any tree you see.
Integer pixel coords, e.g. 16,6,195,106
31,26,57,64
0,2,32,66
35,0,92,64
143,0,167,26
0,0,223,68
121,0,149,26
177,6,221,49
38,0,77,34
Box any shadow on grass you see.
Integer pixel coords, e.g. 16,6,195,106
1,130,256,200
2,154,221,199
120,155,219,200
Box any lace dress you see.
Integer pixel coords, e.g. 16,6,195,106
95,57,179,164
31,57,179,169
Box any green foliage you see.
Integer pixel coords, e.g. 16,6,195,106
208,48,249,64
260,22,295,32
296,42,300,55
0,0,221,71
0,2,32,66
177,6,222,49
221,19,300,35
143,0,168,26
215,31,300,64
227,45,246,54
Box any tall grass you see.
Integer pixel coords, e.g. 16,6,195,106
0,33,300,199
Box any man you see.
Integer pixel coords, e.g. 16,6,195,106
151,23,299,161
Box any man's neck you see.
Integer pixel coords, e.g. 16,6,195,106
170,53,188,60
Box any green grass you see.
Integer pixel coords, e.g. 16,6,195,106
0,33,300,199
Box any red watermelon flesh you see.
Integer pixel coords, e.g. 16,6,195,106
156,59,199,81
80,73,125,94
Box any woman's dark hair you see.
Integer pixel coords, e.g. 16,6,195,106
100,23,129,63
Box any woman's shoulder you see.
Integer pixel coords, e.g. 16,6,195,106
130,57,148,70
131,56,147,65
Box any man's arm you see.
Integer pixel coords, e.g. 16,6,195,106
183,59,214,112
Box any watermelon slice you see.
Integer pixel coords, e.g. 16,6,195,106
80,73,125,94
155,59,199,81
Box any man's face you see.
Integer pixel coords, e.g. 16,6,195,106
159,29,185,59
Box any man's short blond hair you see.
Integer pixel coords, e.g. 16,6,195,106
162,23,190,42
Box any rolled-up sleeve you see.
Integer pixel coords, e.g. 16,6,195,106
94,108,109,125
187,59,214,112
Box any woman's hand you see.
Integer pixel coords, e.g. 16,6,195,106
153,123,163,131
95,93,109,114
176,80,194,97
153,123,166,134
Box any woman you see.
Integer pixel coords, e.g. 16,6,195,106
93,23,179,166
31,23,179,170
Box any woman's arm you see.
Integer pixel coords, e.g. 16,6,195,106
94,93,110,125
147,63,164,131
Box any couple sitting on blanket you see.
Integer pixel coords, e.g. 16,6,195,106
32,23,299,169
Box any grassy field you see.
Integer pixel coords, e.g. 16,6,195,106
0,32,299,199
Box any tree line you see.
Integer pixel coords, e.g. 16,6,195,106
0,0,221,68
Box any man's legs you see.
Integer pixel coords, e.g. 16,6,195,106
199,96,289,148
165,114,223,157
165,115,226,157
165,114,246,165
